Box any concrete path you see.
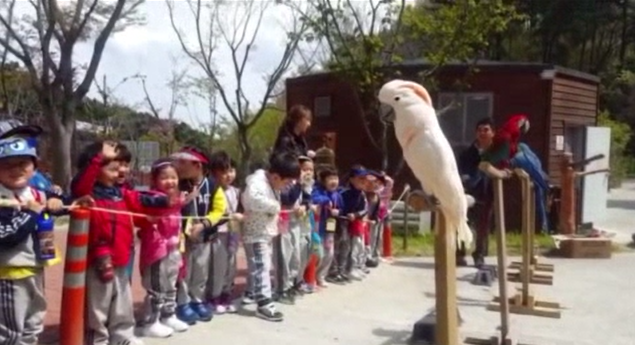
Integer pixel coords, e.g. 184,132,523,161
595,179,635,244
139,254,635,345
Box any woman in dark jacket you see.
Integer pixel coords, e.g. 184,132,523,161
272,104,313,158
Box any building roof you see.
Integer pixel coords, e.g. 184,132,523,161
287,60,601,84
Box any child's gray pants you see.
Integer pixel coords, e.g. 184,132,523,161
177,241,210,306
0,270,46,345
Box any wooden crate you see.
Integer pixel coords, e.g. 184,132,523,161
558,236,612,259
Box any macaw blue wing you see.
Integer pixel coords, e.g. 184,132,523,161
510,143,550,191
510,143,550,232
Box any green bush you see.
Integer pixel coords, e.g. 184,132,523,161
598,110,633,187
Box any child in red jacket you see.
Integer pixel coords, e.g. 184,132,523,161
72,141,173,345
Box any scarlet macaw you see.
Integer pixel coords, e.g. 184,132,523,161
481,114,530,168
482,114,550,232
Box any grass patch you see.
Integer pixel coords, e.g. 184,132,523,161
392,232,556,258
392,231,633,258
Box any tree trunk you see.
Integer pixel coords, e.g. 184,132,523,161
47,113,74,190
238,125,252,183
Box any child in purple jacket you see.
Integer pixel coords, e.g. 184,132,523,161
311,167,343,287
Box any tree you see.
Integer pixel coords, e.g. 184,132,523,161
0,0,144,187
286,0,517,170
167,0,310,173
133,58,189,155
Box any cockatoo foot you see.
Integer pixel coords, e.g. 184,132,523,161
424,194,440,208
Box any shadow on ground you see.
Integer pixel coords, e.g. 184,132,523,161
607,199,635,210
372,328,413,345
390,260,436,270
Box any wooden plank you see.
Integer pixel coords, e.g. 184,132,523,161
551,107,595,119
553,77,598,92
552,84,598,98
552,92,597,105
433,212,459,345
551,99,597,111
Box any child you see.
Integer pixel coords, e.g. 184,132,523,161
241,152,300,322
0,135,68,345
137,159,192,337
364,171,384,269
113,143,137,283
370,171,393,265
338,166,370,281
293,156,315,293
206,152,243,314
171,146,227,324
273,157,311,305
311,167,343,287
72,141,172,345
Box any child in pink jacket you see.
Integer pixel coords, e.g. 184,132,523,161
137,159,193,338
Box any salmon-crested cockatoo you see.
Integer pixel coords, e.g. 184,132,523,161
378,79,474,246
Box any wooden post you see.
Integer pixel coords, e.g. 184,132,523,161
434,211,459,345
559,153,576,235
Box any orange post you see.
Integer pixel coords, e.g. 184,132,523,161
60,209,90,345
382,222,393,258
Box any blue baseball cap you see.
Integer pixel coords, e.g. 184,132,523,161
0,137,38,161
349,167,369,178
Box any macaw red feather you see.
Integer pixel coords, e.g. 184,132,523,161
482,113,529,168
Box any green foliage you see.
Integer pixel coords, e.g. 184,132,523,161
214,106,285,166
598,110,634,187
403,0,519,66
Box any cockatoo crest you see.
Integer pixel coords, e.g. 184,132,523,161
378,80,434,120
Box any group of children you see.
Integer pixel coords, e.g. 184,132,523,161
0,132,393,345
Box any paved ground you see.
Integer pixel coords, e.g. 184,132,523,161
595,179,635,244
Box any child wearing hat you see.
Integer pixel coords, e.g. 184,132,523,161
0,134,70,345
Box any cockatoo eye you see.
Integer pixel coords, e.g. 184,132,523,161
394,96,400,101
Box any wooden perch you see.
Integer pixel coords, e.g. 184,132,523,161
513,168,530,180
479,162,512,179
569,153,605,169
576,168,611,178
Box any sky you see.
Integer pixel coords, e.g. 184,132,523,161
9,0,311,128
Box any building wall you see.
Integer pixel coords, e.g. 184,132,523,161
286,65,599,231
547,74,599,184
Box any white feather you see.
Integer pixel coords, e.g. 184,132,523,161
378,80,473,247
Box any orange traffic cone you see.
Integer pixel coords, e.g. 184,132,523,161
382,222,393,260
304,254,318,287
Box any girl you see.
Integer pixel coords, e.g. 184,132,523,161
138,159,192,337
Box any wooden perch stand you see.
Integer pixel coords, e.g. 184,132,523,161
507,169,554,282
559,152,609,235
466,163,562,345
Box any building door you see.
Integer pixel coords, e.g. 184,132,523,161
581,126,611,226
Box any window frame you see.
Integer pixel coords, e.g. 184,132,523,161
437,92,494,146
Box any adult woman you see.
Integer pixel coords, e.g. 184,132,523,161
272,104,314,159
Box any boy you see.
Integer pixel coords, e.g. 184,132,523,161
0,135,68,345
72,141,172,345
112,143,137,282
241,152,300,322
365,171,386,268
171,146,227,324
337,166,370,281
311,167,342,287
206,152,243,314
273,156,311,304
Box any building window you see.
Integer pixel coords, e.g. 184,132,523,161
314,96,331,118
437,92,493,146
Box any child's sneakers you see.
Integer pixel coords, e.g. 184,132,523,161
298,283,315,294
241,292,256,305
161,315,189,332
316,280,329,288
176,304,199,325
275,290,296,305
256,303,284,322
141,320,173,338
221,293,237,313
191,302,213,322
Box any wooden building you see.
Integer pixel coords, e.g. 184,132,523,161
285,61,601,230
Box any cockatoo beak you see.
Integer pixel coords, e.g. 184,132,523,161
379,104,395,122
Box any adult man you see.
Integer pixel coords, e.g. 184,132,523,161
456,118,495,267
